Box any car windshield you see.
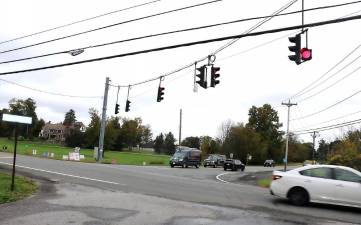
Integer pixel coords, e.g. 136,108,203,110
173,152,185,158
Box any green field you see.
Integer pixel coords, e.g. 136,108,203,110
0,173,38,204
0,138,170,166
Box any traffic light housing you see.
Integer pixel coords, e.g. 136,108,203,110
125,100,131,112
115,103,119,114
157,86,165,102
288,34,301,65
196,65,207,89
210,66,220,87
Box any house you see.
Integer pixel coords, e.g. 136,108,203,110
40,121,87,143
39,122,66,142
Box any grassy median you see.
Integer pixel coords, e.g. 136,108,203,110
0,138,170,166
0,173,38,204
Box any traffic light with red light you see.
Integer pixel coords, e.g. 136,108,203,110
210,66,220,87
125,100,131,112
115,103,119,114
196,65,207,89
157,86,165,102
288,34,301,65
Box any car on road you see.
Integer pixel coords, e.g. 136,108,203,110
204,154,226,168
223,159,245,171
264,159,275,167
270,165,361,208
170,147,201,168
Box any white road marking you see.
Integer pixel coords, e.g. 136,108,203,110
216,172,232,183
0,162,122,185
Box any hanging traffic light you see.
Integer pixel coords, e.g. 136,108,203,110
288,34,301,65
301,47,312,61
196,65,207,89
157,86,165,102
125,100,131,112
210,66,220,87
115,103,119,114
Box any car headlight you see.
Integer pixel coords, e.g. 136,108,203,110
211,161,215,163
179,159,183,161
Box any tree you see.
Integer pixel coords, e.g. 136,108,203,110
154,133,164,154
200,136,213,156
8,98,38,139
287,134,312,162
84,108,100,148
246,104,284,161
223,124,267,164
63,109,76,126
120,117,144,149
164,132,176,155
317,139,329,162
217,119,234,145
65,128,85,148
181,136,200,149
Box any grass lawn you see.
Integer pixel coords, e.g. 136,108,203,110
0,138,170,166
257,178,272,188
0,173,38,204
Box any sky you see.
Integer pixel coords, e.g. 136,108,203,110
1,0,361,145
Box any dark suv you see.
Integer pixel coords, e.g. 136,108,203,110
264,159,275,167
204,154,226,168
223,159,245,171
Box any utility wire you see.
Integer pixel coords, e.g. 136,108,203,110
293,118,361,134
1,14,361,77
294,109,361,130
0,0,162,46
0,0,223,55
298,66,361,103
291,87,361,121
0,78,102,99
2,0,360,65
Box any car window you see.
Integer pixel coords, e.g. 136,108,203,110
299,168,333,179
334,168,361,183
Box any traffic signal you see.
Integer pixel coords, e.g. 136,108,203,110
196,65,207,89
288,34,301,65
210,66,220,87
301,47,312,61
115,103,119,114
157,86,165,102
125,100,131,112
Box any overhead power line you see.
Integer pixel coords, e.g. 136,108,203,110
0,0,162,46
293,118,361,134
0,78,102,99
298,66,361,103
1,14,361,77
0,0,223,55
291,87,361,121
294,109,361,130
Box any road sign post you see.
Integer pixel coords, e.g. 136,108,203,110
1,114,32,191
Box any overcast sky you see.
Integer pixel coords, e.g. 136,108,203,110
1,0,361,144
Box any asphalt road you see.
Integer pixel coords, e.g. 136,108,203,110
0,152,360,225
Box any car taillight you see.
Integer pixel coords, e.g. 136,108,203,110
272,175,282,180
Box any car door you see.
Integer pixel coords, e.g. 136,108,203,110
299,167,338,203
333,168,361,207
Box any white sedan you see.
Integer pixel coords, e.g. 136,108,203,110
270,165,361,208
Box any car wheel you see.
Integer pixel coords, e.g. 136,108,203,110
204,165,207,167
288,188,309,206
182,163,187,168
170,164,174,168
224,167,227,171
241,167,245,172
213,164,216,168
195,164,199,168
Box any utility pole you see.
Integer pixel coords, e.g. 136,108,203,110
98,77,110,162
311,131,319,163
282,99,297,171
179,109,182,147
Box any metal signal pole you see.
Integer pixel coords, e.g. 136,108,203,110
282,99,297,171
